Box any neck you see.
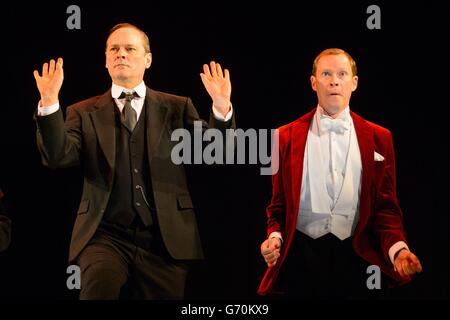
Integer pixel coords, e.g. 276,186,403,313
320,106,346,119
114,79,142,90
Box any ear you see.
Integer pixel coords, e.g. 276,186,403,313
145,53,152,69
351,75,358,92
310,75,317,92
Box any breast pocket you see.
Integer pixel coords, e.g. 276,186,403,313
77,199,90,215
177,194,194,210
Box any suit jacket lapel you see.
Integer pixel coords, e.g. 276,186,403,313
351,111,374,231
145,88,169,162
291,109,315,217
90,90,116,169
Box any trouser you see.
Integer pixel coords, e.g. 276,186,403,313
280,231,382,299
77,220,188,300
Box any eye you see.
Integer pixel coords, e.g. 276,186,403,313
322,71,331,77
126,47,136,52
338,71,347,77
109,47,118,52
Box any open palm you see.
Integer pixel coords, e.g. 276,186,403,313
33,58,64,106
200,61,231,115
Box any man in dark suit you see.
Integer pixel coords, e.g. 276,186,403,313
259,48,422,298
33,23,234,299
0,188,11,252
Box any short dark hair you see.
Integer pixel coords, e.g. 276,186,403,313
312,48,357,76
107,23,151,53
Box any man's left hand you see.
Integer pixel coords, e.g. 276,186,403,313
394,249,423,278
200,61,231,117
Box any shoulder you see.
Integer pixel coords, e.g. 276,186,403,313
147,88,190,107
351,112,395,152
367,120,392,139
68,94,107,113
277,109,315,136
351,111,392,139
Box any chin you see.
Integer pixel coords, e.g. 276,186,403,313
323,105,342,115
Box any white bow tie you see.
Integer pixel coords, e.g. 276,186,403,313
320,116,350,134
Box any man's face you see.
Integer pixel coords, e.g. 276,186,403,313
105,27,152,88
310,54,358,116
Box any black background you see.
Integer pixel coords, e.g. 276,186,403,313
0,0,448,303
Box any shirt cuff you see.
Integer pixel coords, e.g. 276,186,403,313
212,104,233,121
269,231,283,243
37,101,60,116
388,241,409,265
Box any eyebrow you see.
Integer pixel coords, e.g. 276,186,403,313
320,69,349,73
107,43,138,48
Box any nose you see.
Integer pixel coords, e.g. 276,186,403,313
116,47,127,59
330,74,339,87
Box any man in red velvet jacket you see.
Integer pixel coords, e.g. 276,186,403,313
259,48,422,298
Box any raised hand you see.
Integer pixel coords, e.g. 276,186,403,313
394,249,423,278
261,237,281,268
200,61,231,117
33,58,64,107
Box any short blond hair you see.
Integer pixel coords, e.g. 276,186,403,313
107,23,151,54
312,48,357,76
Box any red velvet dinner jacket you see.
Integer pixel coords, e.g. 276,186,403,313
258,108,410,295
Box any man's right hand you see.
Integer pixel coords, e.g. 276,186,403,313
33,58,64,107
261,237,281,268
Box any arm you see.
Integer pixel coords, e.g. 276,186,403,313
266,132,285,236
177,62,235,165
261,132,285,267
373,131,422,277
200,61,232,119
34,58,82,168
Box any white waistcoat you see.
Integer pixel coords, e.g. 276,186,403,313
296,112,362,240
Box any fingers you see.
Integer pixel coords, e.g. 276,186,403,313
396,257,423,277
210,61,218,78
202,63,212,79
38,58,63,78
216,62,223,78
261,238,281,268
200,73,207,85
33,70,40,81
42,62,48,78
407,254,423,273
49,59,56,76
56,57,64,74
260,240,270,253
272,237,281,249
202,61,228,79
262,249,280,267
224,69,230,82
403,259,414,276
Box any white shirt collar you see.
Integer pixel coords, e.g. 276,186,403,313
111,81,146,99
